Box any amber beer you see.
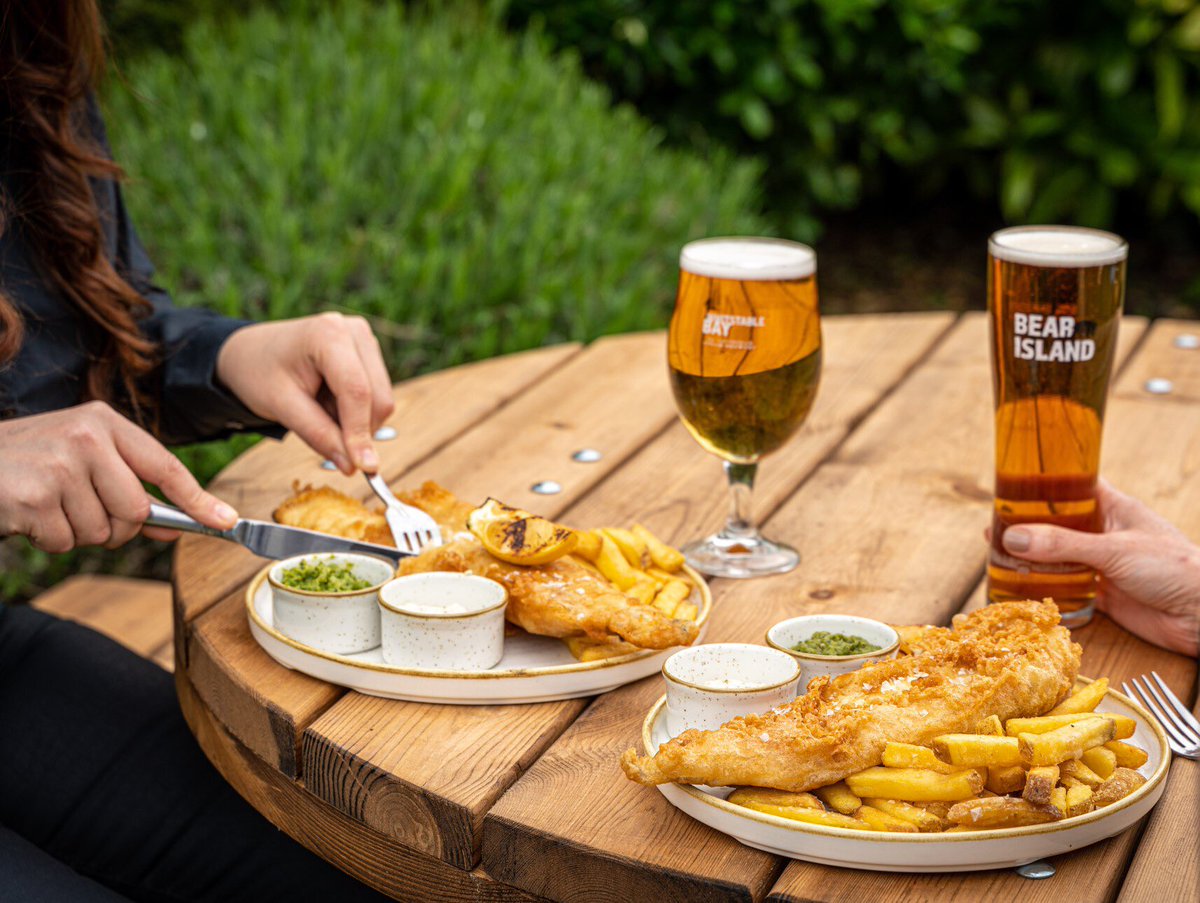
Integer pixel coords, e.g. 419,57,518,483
668,237,821,578
987,226,1127,627
668,244,822,463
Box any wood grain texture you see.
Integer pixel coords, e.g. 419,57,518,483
187,586,344,777
561,313,956,544
1116,696,1199,903
173,343,582,634
483,315,1154,903
175,671,543,902
480,314,962,902
293,331,702,867
302,695,586,869
32,575,174,669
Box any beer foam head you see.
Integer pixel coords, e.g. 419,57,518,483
989,226,1127,267
680,237,816,281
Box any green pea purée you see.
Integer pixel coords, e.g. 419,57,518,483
791,631,880,656
280,558,374,593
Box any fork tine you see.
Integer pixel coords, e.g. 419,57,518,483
1149,671,1200,737
1141,674,1200,744
1128,678,1190,749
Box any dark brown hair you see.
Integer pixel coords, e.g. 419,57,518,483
0,0,156,420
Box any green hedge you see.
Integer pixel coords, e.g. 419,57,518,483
506,0,1200,241
2,0,765,601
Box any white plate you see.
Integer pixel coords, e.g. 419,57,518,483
639,680,1170,872
246,564,710,704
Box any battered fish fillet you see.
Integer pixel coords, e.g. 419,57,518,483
621,601,1080,792
273,485,393,546
274,481,475,544
396,539,698,650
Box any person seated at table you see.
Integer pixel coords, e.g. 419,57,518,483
1,2,391,899
997,481,1199,658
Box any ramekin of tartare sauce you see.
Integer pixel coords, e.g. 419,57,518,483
662,643,801,737
377,573,507,670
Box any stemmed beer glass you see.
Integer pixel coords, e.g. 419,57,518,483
667,237,821,578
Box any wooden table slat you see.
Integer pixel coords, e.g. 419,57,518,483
175,671,541,902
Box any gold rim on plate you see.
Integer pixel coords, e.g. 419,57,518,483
246,561,712,679
639,676,1170,843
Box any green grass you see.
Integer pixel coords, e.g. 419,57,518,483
2,0,766,601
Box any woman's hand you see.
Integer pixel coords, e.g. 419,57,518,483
999,481,1200,657
0,402,238,552
216,313,394,474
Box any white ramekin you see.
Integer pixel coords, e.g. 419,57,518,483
765,613,900,690
268,553,395,654
378,573,508,670
662,643,801,737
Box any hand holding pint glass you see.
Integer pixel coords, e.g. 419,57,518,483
668,238,821,578
986,226,1128,627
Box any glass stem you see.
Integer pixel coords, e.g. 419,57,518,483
722,461,759,540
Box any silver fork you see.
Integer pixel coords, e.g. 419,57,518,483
1123,672,1200,760
365,472,443,554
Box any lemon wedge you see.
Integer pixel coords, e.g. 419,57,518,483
467,498,578,566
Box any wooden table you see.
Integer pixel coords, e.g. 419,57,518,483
172,312,1198,902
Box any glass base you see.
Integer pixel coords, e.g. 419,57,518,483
682,533,799,579
987,558,1097,628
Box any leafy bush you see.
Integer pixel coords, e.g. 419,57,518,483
3,0,765,601
506,0,1200,240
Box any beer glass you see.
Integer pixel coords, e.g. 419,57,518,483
668,237,821,578
986,226,1127,627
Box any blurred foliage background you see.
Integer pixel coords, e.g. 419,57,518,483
4,0,1198,597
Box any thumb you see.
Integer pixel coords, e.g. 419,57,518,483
1001,524,1121,571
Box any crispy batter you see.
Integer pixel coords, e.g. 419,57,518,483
273,484,393,546
621,601,1080,792
396,539,697,649
396,482,477,539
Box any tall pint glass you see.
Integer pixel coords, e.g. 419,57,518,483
986,226,1127,628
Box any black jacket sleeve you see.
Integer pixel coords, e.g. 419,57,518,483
90,96,284,445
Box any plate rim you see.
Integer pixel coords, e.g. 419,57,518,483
245,561,711,680
639,675,1171,845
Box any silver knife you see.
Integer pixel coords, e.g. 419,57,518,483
145,502,412,563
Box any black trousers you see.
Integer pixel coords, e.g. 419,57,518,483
0,603,387,902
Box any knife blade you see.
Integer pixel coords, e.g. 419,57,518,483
145,502,412,563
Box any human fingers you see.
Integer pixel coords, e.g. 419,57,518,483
274,386,354,473
108,416,237,530
1095,480,1176,534
313,315,379,472
90,446,155,549
1097,589,1200,658
141,525,183,543
347,316,395,431
61,483,115,548
27,506,75,554
1000,523,1127,572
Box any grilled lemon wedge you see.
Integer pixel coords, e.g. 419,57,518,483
467,498,578,565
